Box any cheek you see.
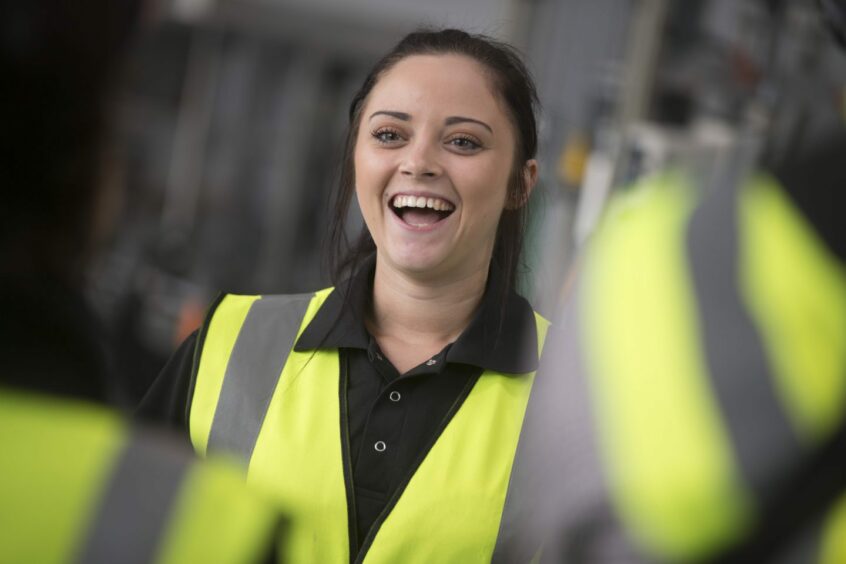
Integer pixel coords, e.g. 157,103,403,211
354,149,387,196
460,163,511,238
478,207,505,239
353,151,388,231
353,159,375,212
460,159,510,210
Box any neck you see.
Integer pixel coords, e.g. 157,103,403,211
368,257,488,352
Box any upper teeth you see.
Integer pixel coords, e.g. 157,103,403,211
392,195,454,211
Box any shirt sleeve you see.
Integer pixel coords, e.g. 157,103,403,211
135,330,198,436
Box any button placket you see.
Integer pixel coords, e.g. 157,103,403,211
356,381,407,489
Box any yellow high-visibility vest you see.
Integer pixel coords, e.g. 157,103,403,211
189,288,549,563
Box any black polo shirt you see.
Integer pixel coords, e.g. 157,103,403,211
138,256,539,553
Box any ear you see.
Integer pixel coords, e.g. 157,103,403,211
505,159,539,210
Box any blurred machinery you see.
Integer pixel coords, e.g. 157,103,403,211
88,0,846,401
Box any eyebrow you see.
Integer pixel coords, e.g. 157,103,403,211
368,111,493,134
444,116,493,134
369,110,411,121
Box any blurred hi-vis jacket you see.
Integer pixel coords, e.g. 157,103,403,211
0,390,281,564
504,167,846,563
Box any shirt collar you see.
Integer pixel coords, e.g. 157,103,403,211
445,262,539,374
294,255,374,352
294,254,539,374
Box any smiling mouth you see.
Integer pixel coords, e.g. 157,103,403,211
390,195,455,227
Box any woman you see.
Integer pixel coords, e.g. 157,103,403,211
140,28,548,563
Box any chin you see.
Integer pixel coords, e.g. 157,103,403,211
382,245,450,277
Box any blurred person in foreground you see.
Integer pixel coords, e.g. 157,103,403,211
0,1,283,561
496,1,846,562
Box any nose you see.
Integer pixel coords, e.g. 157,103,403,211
400,139,442,179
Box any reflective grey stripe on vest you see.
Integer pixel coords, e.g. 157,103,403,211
207,292,313,463
77,433,192,564
686,156,802,499
492,281,638,563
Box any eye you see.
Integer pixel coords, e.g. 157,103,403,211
371,127,404,144
446,135,482,152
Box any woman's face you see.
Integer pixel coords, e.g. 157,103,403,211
354,53,524,283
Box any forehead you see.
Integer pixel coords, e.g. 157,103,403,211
364,54,507,123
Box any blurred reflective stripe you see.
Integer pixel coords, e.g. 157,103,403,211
77,434,190,564
710,176,846,561
687,166,802,499
582,174,751,559
492,286,633,562
207,293,313,463
820,494,846,564
739,177,846,442
191,294,261,456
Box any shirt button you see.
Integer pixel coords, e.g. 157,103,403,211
375,352,382,361
389,391,401,402
426,359,437,366
374,441,387,452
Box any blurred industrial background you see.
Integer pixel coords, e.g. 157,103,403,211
88,0,846,402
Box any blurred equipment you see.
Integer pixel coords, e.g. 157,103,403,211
820,0,846,47
525,0,846,312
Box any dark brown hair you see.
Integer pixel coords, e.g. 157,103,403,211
326,28,539,297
